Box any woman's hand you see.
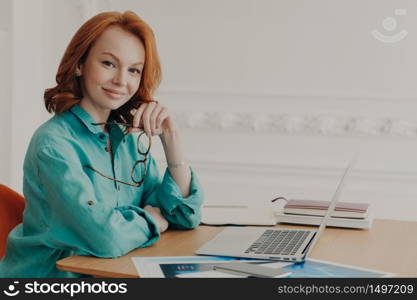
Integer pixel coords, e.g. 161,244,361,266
129,101,175,137
130,101,191,199
144,205,169,233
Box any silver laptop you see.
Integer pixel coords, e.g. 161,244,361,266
196,157,356,262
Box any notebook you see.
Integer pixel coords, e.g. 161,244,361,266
283,199,369,218
274,210,373,229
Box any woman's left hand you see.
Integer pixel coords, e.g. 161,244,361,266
129,101,175,137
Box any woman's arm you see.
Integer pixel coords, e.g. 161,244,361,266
36,142,161,257
131,101,204,229
159,128,191,197
141,155,204,230
130,101,192,197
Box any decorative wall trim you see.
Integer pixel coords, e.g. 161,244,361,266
158,88,417,103
155,158,417,183
156,88,417,137
173,111,417,137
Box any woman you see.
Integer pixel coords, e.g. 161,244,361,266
0,11,203,278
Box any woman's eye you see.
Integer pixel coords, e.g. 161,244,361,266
129,68,141,75
102,60,115,67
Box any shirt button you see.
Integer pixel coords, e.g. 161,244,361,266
99,134,105,139
87,200,95,206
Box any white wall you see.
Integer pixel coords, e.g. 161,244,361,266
0,0,12,187
1,0,417,221
9,0,45,192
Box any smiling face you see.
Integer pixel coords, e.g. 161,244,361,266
78,25,145,119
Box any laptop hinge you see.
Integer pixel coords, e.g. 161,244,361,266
301,232,316,254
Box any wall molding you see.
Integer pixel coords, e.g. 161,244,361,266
154,88,417,138
158,88,417,103
155,158,417,183
172,111,417,138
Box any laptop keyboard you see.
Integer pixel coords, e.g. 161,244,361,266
244,230,310,256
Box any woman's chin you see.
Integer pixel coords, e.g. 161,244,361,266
105,100,129,111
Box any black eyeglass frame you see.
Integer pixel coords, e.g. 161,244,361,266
85,122,151,187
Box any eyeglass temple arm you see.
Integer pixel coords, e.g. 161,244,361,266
91,122,145,130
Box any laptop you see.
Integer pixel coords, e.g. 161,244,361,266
195,157,356,262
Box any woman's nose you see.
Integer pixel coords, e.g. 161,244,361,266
112,70,127,86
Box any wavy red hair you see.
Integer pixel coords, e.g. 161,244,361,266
44,11,161,124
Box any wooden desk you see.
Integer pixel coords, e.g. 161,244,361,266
56,219,417,277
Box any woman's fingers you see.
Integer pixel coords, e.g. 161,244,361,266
151,105,166,135
143,205,169,232
129,100,172,137
156,107,169,130
160,218,169,233
142,101,157,137
150,104,163,135
132,103,147,129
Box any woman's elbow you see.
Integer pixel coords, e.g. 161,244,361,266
175,211,202,229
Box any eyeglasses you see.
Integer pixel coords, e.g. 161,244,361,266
85,122,151,187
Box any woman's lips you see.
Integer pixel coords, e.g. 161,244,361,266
102,88,126,99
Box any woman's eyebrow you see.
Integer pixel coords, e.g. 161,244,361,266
101,51,144,66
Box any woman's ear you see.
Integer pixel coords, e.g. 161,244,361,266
75,64,83,77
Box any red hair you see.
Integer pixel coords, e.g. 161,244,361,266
44,11,162,124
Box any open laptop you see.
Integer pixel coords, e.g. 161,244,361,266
195,157,356,262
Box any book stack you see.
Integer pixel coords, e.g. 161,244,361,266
274,199,373,229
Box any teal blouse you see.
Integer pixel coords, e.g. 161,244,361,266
0,105,203,278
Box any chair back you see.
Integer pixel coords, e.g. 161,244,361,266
0,184,25,259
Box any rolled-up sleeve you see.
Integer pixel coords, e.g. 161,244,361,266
37,143,160,258
142,154,204,229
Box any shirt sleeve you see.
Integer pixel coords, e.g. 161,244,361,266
36,142,160,258
141,153,204,229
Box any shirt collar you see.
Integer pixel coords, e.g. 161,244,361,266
69,105,126,150
69,104,105,135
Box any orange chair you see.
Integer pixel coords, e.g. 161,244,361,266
0,184,25,259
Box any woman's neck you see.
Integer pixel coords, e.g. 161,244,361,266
79,99,111,132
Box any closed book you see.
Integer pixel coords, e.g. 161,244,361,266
275,210,373,229
284,199,369,219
